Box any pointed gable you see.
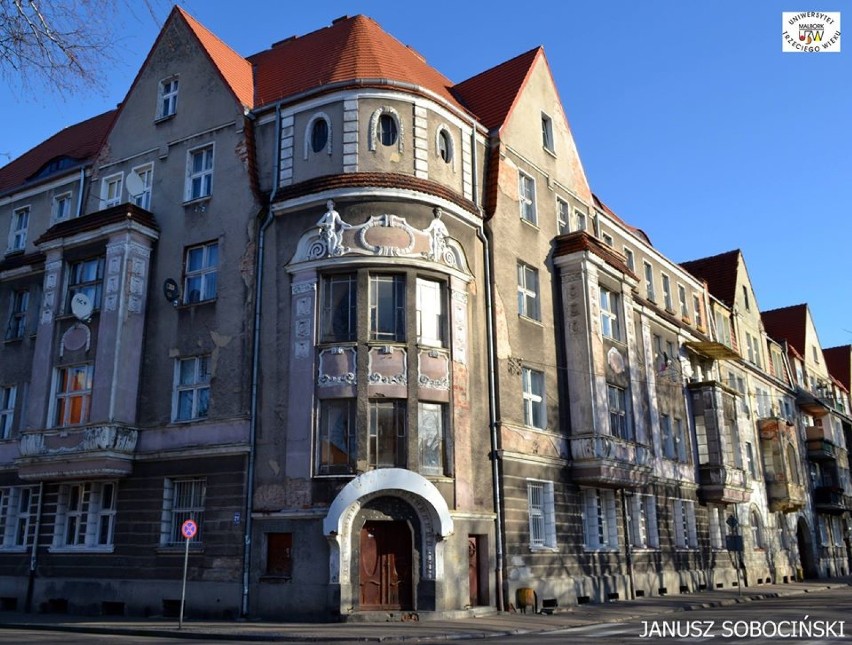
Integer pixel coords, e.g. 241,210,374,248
762,304,808,354
593,194,652,246
176,8,254,109
680,249,741,307
453,48,540,132
824,345,851,391
250,15,464,112
0,110,116,194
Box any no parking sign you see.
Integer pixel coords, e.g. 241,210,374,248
181,519,198,540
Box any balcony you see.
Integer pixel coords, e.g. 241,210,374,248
805,426,838,462
15,423,138,481
570,435,652,488
764,474,807,512
697,464,751,503
813,486,848,514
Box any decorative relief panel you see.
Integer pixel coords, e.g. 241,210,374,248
40,259,62,325
318,347,357,390
418,349,450,401
290,202,471,277
450,290,468,365
368,346,407,398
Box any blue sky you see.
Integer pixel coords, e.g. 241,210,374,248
2,1,849,348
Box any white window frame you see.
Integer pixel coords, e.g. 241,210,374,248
601,232,614,246
51,363,94,428
416,278,444,347
183,241,218,304
130,163,154,211
624,247,635,272
52,192,73,222
629,493,659,548
661,273,673,311
582,487,618,550
185,144,214,202
677,284,688,318
52,481,117,551
9,206,29,252
644,262,655,301
157,76,179,120
517,262,540,320
750,507,764,549
0,485,40,549
518,171,537,224
0,385,16,440
693,294,703,328
599,286,621,340
527,480,556,550
556,197,569,234
5,289,29,340
100,173,123,208
575,209,587,231
522,367,545,429
173,356,211,422
672,499,698,549
541,113,554,153
161,478,205,546
607,384,631,440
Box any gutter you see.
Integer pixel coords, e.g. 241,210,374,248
240,103,281,618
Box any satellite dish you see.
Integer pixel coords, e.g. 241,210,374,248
125,172,145,198
163,278,181,306
70,292,93,321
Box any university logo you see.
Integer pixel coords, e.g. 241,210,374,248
782,12,841,52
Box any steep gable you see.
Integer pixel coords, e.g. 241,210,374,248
824,345,852,391
762,304,808,355
680,249,740,307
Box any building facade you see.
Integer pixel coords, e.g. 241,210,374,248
0,8,849,620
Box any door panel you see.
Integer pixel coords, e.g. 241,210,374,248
359,521,413,610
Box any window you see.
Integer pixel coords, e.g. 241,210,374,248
321,274,356,342
161,478,204,545
746,332,762,368
53,481,116,548
0,386,16,440
518,171,536,224
53,364,93,427
67,257,104,311
266,533,293,578
716,311,732,347
624,247,635,271
582,488,617,549
661,273,673,311
693,294,703,328
672,499,697,548
742,285,750,311
0,486,40,548
316,399,355,475
101,173,123,208
378,114,398,147
745,441,758,479
643,262,655,301
522,367,545,429
418,402,446,476
527,480,556,549
370,275,405,341
174,356,211,421
831,516,844,547
750,508,764,549
437,128,452,163
599,286,621,340
708,506,727,550
602,232,614,246
678,285,688,318
183,241,218,304
556,198,569,234
575,209,587,231
661,413,674,459
53,192,72,222
5,289,28,340
416,278,444,347
787,445,800,484
674,417,687,462
607,384,630,440
541,113,554,152
9,206,28,251
812,345,820,364
157,76,179,119
818,515,830,546
130,164,153,211
629,494,659,548
369,400,406,467
516,262,540,320
311,118,329,153
186,144,214,201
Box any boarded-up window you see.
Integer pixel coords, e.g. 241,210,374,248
266,533,293,577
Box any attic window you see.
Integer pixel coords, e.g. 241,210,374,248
541,113,554,153
379,114,398,147
157,77,179,120
436,127,453,164
311,119,329,153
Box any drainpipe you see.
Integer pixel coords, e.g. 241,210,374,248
24,482,44,613
621,491,635,600
472,125,506,612
240,103,281,618
75,168,85,217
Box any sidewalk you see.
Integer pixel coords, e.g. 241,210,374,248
0,578,849,642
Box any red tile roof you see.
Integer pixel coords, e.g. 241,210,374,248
176,7,254,109
824,345,851,391
0,110,116,194
452,48,541,132
761,303,808,354
592,194,652,246
249,15,465,113
680,249,741,306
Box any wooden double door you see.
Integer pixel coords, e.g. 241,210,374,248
359,520,413,610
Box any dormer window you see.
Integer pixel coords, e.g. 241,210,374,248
157,76,179,120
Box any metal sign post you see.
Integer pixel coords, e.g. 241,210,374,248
178,519,198,629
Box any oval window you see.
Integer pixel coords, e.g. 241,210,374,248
438,130,451,163
379,114,398,147
311,119,329,153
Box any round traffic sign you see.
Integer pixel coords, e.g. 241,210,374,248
181,519,198,539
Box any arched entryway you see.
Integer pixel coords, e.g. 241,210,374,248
796,518,817,579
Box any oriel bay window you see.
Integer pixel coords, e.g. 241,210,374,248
53,364,94,427
369,400,406,468
321,273,356,342
370,274,405,342
416,278,444,346
67,257,104,311
317,399,356,474
418,402,448,476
